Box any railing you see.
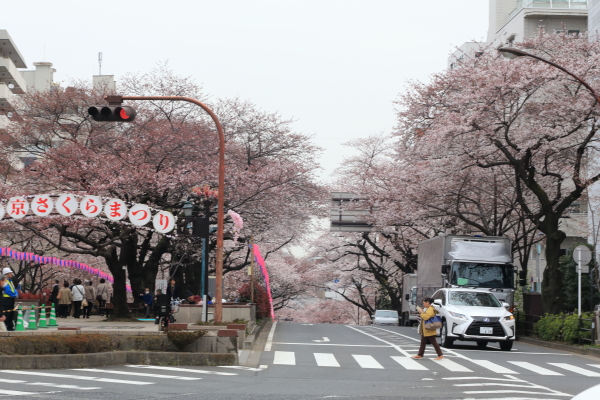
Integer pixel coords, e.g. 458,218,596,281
508,0,588,23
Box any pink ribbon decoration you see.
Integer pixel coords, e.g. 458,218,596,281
251,244,275,321
0,247,132,292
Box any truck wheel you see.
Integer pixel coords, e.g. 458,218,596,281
440,321,454,348
499,341,513,351
476,340,488,349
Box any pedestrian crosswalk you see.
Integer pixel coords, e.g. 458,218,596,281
0,365,240,396
269,351,600,378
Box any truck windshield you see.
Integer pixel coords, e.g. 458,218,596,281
375,311,398,318
450,262,513,288
448,291,502,307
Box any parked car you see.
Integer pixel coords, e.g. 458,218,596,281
371,310,400,326
431,288,515,351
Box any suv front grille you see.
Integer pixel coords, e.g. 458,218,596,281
465,321,505,336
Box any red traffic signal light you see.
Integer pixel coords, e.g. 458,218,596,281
88,105,137,122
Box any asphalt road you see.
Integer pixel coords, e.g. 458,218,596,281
0,322,599,399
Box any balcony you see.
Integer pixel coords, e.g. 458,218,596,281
508,0,588,22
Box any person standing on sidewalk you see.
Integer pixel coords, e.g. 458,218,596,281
0,275,7,332
84,280,96,318
2,268,18,331
96,279,110,315
412,297,444,360
58,282,72,318
50,279,60,310
71,279,85,319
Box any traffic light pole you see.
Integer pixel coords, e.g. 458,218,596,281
104,95,226,323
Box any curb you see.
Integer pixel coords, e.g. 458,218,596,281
244,319,268,350
0,351,236,370
517,336,600,359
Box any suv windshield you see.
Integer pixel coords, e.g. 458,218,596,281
450,262,513,288
448,291,501,307
375,311,398,318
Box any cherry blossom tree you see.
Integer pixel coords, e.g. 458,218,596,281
394,34,600,313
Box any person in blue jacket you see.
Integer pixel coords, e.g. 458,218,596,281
2,268,18,331
139,288,153,318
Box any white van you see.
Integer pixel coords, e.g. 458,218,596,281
371,310,400,326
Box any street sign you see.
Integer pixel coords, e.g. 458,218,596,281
573,245,591,273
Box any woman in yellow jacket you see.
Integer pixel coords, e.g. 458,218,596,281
412,297,444,360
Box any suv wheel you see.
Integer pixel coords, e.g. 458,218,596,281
499,341,513,351
440,320,454,348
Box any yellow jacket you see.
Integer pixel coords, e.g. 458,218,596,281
418,306,439,337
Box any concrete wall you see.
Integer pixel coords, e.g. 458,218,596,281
175,304,256,324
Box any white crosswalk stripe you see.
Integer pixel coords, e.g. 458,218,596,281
432,357,473,372
0,389,39,396
314,353,340,367
548,363,600,377
507,361,563,376
391,356,429,370
352,355,384,369
274,351,296,365
469,360,518,374
126,365,237,375
0,370,154,385
72,368,202,380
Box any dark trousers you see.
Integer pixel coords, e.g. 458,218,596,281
3,298,15,330
59,304,69,318
418,335,443,357
72,301,82,318
98,300,106,315
84,301,93,317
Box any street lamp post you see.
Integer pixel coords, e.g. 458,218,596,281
103,95,226,322
498,47,600,104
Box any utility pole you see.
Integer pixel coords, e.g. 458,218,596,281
250,236,255,304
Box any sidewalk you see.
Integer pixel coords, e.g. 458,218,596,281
6,315,162,335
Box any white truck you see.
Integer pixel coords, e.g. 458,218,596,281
415,235,515,308
400,273,418,326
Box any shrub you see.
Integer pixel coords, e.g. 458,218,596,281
0,334,112,355
166,328,207,351
534,313,594,344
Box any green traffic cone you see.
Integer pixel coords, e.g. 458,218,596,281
38,304,48,328
26,305,37,330
15,306,25,331
48,304,58,327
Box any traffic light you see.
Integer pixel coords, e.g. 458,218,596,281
518,270,527,287
88,105,137,122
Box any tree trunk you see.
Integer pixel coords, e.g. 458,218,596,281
541,226,566,315
103,248,130,319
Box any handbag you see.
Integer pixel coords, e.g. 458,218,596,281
82,298,88,307
424,315,443,330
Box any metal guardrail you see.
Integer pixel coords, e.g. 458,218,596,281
515,311,596,345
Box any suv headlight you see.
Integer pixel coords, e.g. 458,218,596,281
448,311,468,320
503,315,515,321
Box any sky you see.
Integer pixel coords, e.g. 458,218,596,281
2,0,489,181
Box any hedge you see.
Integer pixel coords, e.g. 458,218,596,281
534,313,594,344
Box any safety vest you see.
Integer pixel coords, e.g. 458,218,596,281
3,280,17,298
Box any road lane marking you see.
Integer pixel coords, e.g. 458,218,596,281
219,366,267,371
264,322,277,351
0,370,153,385
548,363,600,377
391,356,429,370
312,337,330,343
444,377,527,382
352,355,384,369
470,360,518,374
273,351,296,365
507,362,563,376
314,353,340,367
462,390,569,396
431,357,473,372
0,389,39,396
26,382,101,390
271,342,390,347
346,325,411,357
71,368,202,380
126,365,237,375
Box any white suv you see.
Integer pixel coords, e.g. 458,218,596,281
431,288,515,351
